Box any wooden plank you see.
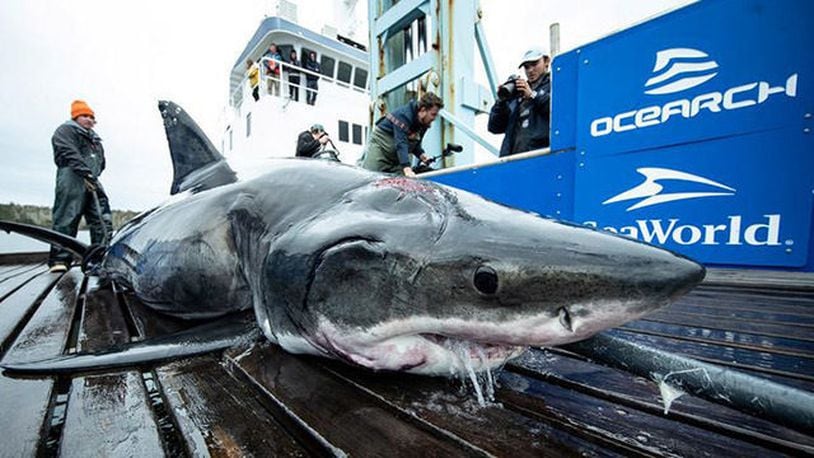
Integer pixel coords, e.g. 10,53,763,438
59,279,165,456
678,290,814,315
156,355,309,456
641,311,814,343
605,329,814,382
0,267,48,302
0,263,31,277
0,252,48,266
0,271,82,457
0,263,46,281
704,269,814,290
621,320,814,359
0,271,60,354
511,349,814,455
653,303,814,328
318,358,628,457
693,286,814,306
498,371,787,457
225,342,483,456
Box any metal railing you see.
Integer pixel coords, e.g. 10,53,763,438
230,57,369,108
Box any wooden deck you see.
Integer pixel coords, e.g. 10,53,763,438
1,254,813,457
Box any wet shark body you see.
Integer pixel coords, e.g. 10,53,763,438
0,101,705,376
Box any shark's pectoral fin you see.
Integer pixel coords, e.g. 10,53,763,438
1,313,257,375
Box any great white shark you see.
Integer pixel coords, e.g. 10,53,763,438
0,101,705,376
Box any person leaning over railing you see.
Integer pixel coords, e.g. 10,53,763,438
246,59,260,102
304,51,321,105
263,43,282,97
361,92,443,178
287,49,302,102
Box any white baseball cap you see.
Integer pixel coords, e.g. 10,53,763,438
518,46,550,67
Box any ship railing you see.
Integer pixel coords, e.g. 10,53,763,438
230,58,368,108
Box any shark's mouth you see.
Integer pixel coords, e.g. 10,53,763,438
418,333,526,363
304,324,529,375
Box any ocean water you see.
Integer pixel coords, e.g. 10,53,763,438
0,230,90,253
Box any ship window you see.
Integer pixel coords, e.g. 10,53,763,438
353,68,368,89
337,61,352,84
338,120,349,142
246,112,252,137
320,55,335,78
301,47,317,64
278,44,294,63
352,124,362,145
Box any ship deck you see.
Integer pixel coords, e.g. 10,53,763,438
1,253,813,457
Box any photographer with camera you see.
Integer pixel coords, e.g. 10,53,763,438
488,46,552,157
296,123,331,158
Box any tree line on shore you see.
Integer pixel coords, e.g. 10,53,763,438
0,202,139,230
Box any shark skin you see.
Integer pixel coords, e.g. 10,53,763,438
99,160,704,375
0,101,705,376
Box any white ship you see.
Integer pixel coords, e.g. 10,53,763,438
220,3,370,175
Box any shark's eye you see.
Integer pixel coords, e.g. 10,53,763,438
474,266,499,295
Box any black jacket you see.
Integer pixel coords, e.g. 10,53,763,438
296,131,321,158
488,73,551,157
52,120,105,179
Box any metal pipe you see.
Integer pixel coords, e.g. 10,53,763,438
562,333,814,434
550,22,560,57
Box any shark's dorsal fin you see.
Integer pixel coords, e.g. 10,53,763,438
159,100,237,195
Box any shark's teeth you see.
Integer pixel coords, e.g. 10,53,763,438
419,333,526,360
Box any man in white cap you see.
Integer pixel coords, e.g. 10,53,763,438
488,46,552,157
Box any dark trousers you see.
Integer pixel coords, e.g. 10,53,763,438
288,76,300,101
49,168,113,266
251,86,260,101
306,79,318,105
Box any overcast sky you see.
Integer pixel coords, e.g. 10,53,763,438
0,0,692,211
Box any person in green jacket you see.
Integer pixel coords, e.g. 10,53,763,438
361,92,444,177
48,100,113,272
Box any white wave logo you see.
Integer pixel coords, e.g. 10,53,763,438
603,167,735,211
644,48,719,95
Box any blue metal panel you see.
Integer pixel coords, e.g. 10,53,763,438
573,0,812,155
549,51,579,152
430,152,576,220
431,0,814,271
573,128,813,267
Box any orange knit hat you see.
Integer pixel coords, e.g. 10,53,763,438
70,100,95,119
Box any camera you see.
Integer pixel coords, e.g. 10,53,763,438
497,75,520,101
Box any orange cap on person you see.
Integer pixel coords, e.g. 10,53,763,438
70,100,95,119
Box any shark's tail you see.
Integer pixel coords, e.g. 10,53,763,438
0,220,100,270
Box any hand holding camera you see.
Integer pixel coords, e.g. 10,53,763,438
497,75,533,101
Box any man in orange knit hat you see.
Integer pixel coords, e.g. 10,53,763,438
48,100,113,272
